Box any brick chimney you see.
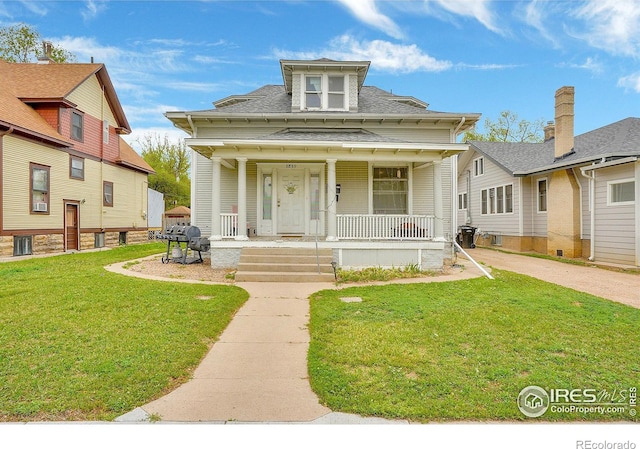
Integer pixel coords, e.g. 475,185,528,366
547,86,581,259
543,121,555,141
554,86,574,158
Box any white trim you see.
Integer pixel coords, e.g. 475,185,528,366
302,73,348,111
606,178,635,206
473,156,484,177
635,161,640,266
536,177,548,214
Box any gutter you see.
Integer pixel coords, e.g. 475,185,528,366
514,154,639,177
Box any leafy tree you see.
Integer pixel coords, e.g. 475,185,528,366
139,134,191,209
462,110,545,143
0,23,76,63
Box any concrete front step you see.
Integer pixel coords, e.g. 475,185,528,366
235,247,336,282
238,262,334,273
239,254,333,264
235,271,336,283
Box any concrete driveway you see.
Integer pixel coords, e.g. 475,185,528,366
461,248,640,309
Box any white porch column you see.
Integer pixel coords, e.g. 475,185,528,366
235,157,249,241
433,160,444,240
210,157,222,240
326,159,338,241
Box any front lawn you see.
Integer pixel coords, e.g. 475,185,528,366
0,243,249,421
309,270,639,422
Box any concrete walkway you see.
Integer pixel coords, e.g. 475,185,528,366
108,261,484,424
461,248,640,309
139,282,334,423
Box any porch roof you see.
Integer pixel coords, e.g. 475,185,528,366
186,129,469,162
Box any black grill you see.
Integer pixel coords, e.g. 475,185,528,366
159,224,210,264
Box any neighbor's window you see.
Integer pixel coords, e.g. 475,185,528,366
70,155,84,180
537,179,547,212
71,111,84,141
458,192,468,210
481,184,513,215
13,236,33,256
103,181,114,207
95,232,105,248
31,163,50,213
608,179,635,205
473,157,484,177
373,166,408,214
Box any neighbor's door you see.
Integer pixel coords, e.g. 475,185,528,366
277,170,305,234
65,203,80,251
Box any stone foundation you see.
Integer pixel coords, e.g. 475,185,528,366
1,230,152,258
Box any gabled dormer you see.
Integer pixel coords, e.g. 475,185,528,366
280,58,370,113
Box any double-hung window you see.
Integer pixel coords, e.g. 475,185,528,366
103,181,114,207
458,192,468,210
70,155,85,180
473,157,484,177
304,74,346,110
481,184,513,215
373,166,408,214
537,179,547,212
71,111,84,141
31,163,50,213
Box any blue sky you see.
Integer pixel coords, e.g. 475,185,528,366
1,0,639,150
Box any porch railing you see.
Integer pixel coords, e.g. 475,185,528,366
220,213,434,240
221,213,238,238
337,214,434,240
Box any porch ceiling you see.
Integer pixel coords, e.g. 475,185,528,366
186,138,469,162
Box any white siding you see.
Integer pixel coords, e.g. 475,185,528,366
593,164,636,265
192,152,212,235
458,153,520,236
335,161,368,215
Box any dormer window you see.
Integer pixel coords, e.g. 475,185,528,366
304,74,346,110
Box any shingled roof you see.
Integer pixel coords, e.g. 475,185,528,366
469,117,640,176
204,84,468,117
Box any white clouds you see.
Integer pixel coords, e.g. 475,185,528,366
81,0,107,22
335,0,403,39
618,72,640,93
274,34,452,73
573,0,640,57
427,0,499,34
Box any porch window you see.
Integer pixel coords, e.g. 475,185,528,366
262,174,272,220
31,163,50,214
608,179,635,205
373,167,408,214
310,173,320,220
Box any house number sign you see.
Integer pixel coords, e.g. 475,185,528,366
285,164,297,169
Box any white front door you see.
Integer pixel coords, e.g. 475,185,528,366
278,170,305,234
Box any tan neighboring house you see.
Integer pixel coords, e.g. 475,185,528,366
166,58,480,271
457,86,640,267
0,59,155,257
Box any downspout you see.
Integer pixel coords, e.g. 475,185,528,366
580,163,597,261
453,117,466,137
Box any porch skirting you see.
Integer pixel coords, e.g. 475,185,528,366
208,238,449,270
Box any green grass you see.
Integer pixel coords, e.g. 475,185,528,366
336,264,437,284
309,270,639,422
0,243,249,422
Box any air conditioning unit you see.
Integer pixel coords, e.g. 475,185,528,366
33,202,48,212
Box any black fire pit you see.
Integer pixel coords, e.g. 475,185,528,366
158,224,210,264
